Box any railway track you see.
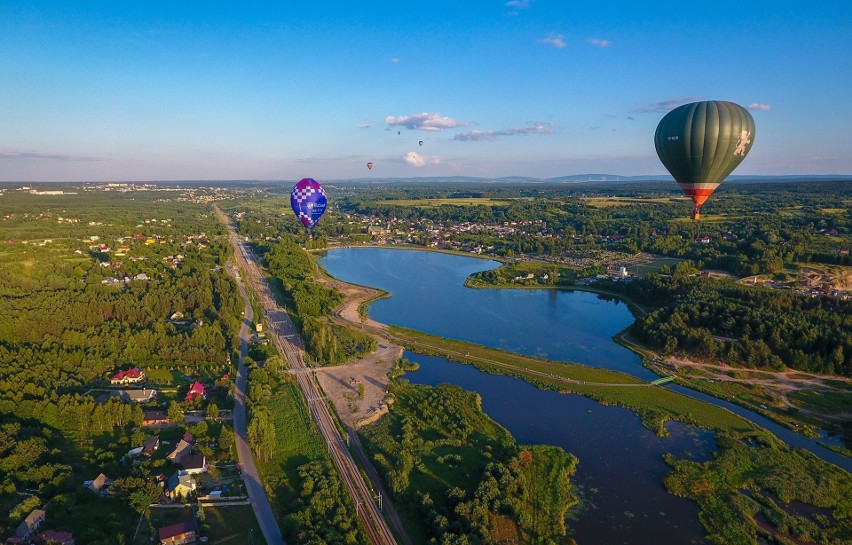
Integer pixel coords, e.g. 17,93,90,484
220,216,397,545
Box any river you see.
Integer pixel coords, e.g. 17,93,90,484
318,247,850,543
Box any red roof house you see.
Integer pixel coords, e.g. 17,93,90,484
110,368,145,386
184,381,205,403
158,519,197,545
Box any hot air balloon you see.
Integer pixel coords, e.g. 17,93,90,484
367,162,374,170
290,178,327,233
418,140,423,147
655,100,755,220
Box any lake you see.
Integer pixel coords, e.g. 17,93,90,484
321,247,655,380
320,248,715,544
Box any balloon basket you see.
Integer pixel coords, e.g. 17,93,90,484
691,207,701,221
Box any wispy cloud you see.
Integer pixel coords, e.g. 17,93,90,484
0,151,105,162
453,122,555,142
627,115,635,121
539,34,566,49
633,97,700,113
588,38,610,48
386,112,465,131
390,57,400,64
358,123,373,129
748,103,772,111
404,152,441,167
505,0,531,7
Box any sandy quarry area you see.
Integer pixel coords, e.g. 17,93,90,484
313,273,404,428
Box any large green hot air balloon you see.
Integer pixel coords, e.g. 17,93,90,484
655,100,755,220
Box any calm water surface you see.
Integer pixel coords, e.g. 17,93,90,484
320,248,715,544
322,248,655,380
407,353,713,545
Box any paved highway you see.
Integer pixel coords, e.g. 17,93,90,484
226,258,286,545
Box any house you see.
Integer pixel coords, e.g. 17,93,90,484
158,519,197,545
110,368,145,386
167,439,193,462
178,455,207,475
85,473,112,494
170,311,185,320
7,508,46,543
142,436,160,457
184,381,205,403
118,389,157,403
37,530,75,545
143,411,170,427
166,472,196,500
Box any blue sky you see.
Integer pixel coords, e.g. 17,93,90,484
1,1,850,181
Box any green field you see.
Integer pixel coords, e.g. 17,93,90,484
631,256,683,275
581,196,687,207
377,197,513,207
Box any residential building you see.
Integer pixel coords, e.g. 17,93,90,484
117,389,157,403
85,473,111,494
9,508,46,543
110,368,145,386
167,439,193,462
165,472,196,500
143,411,170,427
142,436,160,457
178,455,207,475
184,381,205,403
158,519,197,545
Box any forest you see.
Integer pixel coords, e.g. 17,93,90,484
596,274,852,377
0,189,242,543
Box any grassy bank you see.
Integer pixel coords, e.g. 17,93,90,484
387,325,754,435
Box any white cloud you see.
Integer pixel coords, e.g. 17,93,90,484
588,38,610,48
404,152,441,167
390,57,400,64
748,103,772,111
633,97,700,113
453,122,555,142
386,112,466,131
505,0,531,7
539,34,566,49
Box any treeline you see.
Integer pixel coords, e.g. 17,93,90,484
338,180,851,275
256,235,374,365
362,382,578,544
598,275,852,376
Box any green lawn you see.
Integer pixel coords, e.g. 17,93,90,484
204,505,267,545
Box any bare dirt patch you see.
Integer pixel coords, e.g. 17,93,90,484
314,271,404,427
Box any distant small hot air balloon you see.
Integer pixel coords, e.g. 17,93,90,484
418,140,423,147
655,100,755,220
367,162,374,170
290,178,327,234
397,130,401,135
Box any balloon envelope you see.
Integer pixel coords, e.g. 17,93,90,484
418,140,423,146
654,100,755,210
290,178,327,231
367,162,374,170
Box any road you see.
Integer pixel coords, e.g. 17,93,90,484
217,208,399,545
226,256,285,545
